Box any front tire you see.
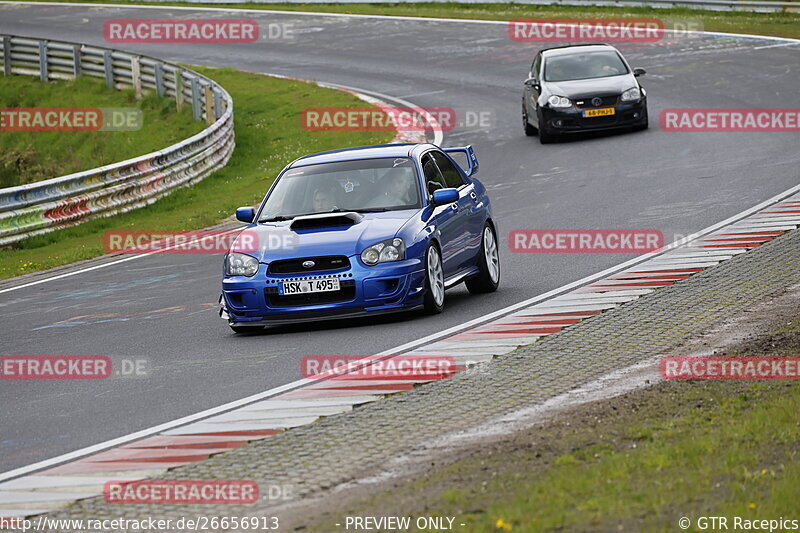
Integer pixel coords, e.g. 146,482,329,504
522,100,537,137
466,224,500,294
423,243,445,314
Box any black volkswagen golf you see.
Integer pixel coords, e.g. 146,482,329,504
521,44,648,144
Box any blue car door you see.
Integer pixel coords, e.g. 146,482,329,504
421,153,463,278
431,151,482,271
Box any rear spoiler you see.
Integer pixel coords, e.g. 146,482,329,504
443,145,479,178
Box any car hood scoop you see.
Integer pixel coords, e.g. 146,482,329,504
290,212,364,230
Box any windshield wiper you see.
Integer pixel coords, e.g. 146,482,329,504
353,208,391,213
259,215,294,222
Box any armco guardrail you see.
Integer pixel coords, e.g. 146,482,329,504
158,0,799,13
0,35,234,246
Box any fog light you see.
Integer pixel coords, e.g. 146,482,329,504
633,113,640,119
554,119,563,127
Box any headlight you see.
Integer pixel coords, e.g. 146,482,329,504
547,95,571,108
225,252,259,277
621,87,641,102
361,238,405,266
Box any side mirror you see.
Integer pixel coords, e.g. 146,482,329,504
432,188,459,206
633,67,646,77
525,77,540,91
235,207,255,223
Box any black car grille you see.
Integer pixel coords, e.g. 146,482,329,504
265,279,356,307
268,256,350,274
574,95,619,109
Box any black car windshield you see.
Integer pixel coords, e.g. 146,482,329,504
258,157,421,221
544,51,629,82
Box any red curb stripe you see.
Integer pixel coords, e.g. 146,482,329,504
609,274,691,280
690,243,759,248
119,436,252,450
276,389,384,399
715,232,784,237
45,461,191,474
588,281,676,287
470,328,564,335
516,310,602,317
332,373,458,381
700,237,773,243
181,430,283,437
309,383,415,391
450,332,549,340
90,455,211,464
626,268,704,274
492,319,582,326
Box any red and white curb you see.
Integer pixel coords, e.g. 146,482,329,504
2,193,798,519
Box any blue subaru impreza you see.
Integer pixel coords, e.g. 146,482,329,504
220,143,499,332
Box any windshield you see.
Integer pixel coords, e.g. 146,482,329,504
258,157,421,221
544,51,629,82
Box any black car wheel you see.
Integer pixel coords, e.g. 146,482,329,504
522,99,537,137
423,243,445,314
466,223,500,294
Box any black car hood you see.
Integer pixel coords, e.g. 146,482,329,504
546,74,637,99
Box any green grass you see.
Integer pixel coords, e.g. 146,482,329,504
0,67,392,279
325,381,800,532
0,75,203,188
19,0,800,40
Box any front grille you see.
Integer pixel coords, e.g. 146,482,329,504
266,279,356,307
574,95,619,109
268,255,350,274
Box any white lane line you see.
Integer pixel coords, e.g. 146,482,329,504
753,42,800,50
2,1,800,44
397,89,447,99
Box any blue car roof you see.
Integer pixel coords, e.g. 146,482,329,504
290,144,420,167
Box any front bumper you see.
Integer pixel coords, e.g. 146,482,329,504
541,99,647,134
221,255,426,325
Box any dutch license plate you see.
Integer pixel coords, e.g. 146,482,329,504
279,278,340,295
583,107,615,118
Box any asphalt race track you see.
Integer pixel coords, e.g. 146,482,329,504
1,3,799,473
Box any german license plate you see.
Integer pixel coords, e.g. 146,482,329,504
279,278,340,295
583,107,615,118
